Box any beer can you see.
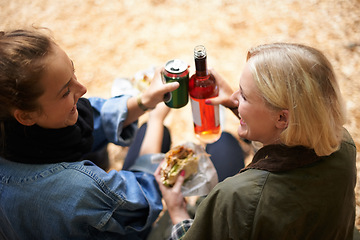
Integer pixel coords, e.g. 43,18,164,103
163,59,189,108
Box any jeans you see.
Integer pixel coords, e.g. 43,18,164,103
124,125,244,182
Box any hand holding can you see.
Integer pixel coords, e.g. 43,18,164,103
162,59,189,109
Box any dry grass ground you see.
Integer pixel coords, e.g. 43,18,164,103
1,0,360,229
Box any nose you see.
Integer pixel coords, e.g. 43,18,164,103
74,80,87,100
231,89,240,102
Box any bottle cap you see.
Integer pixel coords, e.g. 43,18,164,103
194,45,206,58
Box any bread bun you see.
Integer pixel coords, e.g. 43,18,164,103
160,145,199,186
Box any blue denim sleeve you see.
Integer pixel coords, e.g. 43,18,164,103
0,205,20,240
88,96,138,151
67,161,163,235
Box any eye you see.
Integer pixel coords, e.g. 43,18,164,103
62,87,70,98
240,91,247,101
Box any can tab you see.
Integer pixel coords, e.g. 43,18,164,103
170,59,181,71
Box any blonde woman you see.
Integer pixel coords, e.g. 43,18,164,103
155,43,357,239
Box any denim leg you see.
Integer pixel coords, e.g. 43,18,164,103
122,123,171,170
206,132,245,182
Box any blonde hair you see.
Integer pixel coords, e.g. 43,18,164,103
247,43,346,156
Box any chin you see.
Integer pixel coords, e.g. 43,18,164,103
66,112,79,126
67,120,77,127
237,126,247,139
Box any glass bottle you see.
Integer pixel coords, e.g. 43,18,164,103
189,45,221,143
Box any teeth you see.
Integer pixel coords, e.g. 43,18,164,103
239,115,246,125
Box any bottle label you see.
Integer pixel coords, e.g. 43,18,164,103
190,98,220,127
191,98,202,126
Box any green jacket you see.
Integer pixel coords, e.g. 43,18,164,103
184,129,357,240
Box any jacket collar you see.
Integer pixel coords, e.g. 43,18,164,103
240,144,321,173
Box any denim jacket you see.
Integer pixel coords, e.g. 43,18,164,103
0,96,163,240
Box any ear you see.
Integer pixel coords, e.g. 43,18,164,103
13,109,37,126
275,109,289,129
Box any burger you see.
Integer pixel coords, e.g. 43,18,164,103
160,145,199,186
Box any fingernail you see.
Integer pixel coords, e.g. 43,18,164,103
180,170,185,176
205,99,211,105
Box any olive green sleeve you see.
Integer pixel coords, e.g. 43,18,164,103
183,170,269,240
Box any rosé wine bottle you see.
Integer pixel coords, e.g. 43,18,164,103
189,45,221,143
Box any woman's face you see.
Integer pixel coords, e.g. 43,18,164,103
234,63,284,145
31,44,87,129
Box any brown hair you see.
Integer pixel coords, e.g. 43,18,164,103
0,29,55,121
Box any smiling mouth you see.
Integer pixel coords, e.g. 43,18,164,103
239,114,246,125
70,105,76,114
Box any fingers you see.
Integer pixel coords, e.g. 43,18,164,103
151,67,180,93
205,97,224,106
154,162,163,185
152,67,165,84
163,81,180,93
229,92,240,106
155,164,190,225
206,68,240,110
154,163,186,193
154,161,163,176
172,170,186,192
143,79,179,108
209,68,224,84
208,68,217,76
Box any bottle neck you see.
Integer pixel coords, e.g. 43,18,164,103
195,56,208,76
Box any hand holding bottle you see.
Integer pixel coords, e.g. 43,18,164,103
204,69,240,118
204,69,238,108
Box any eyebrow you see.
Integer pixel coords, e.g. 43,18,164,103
240,85,245,95
57,60,74,96
240,85,250,99
57,79,71,96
